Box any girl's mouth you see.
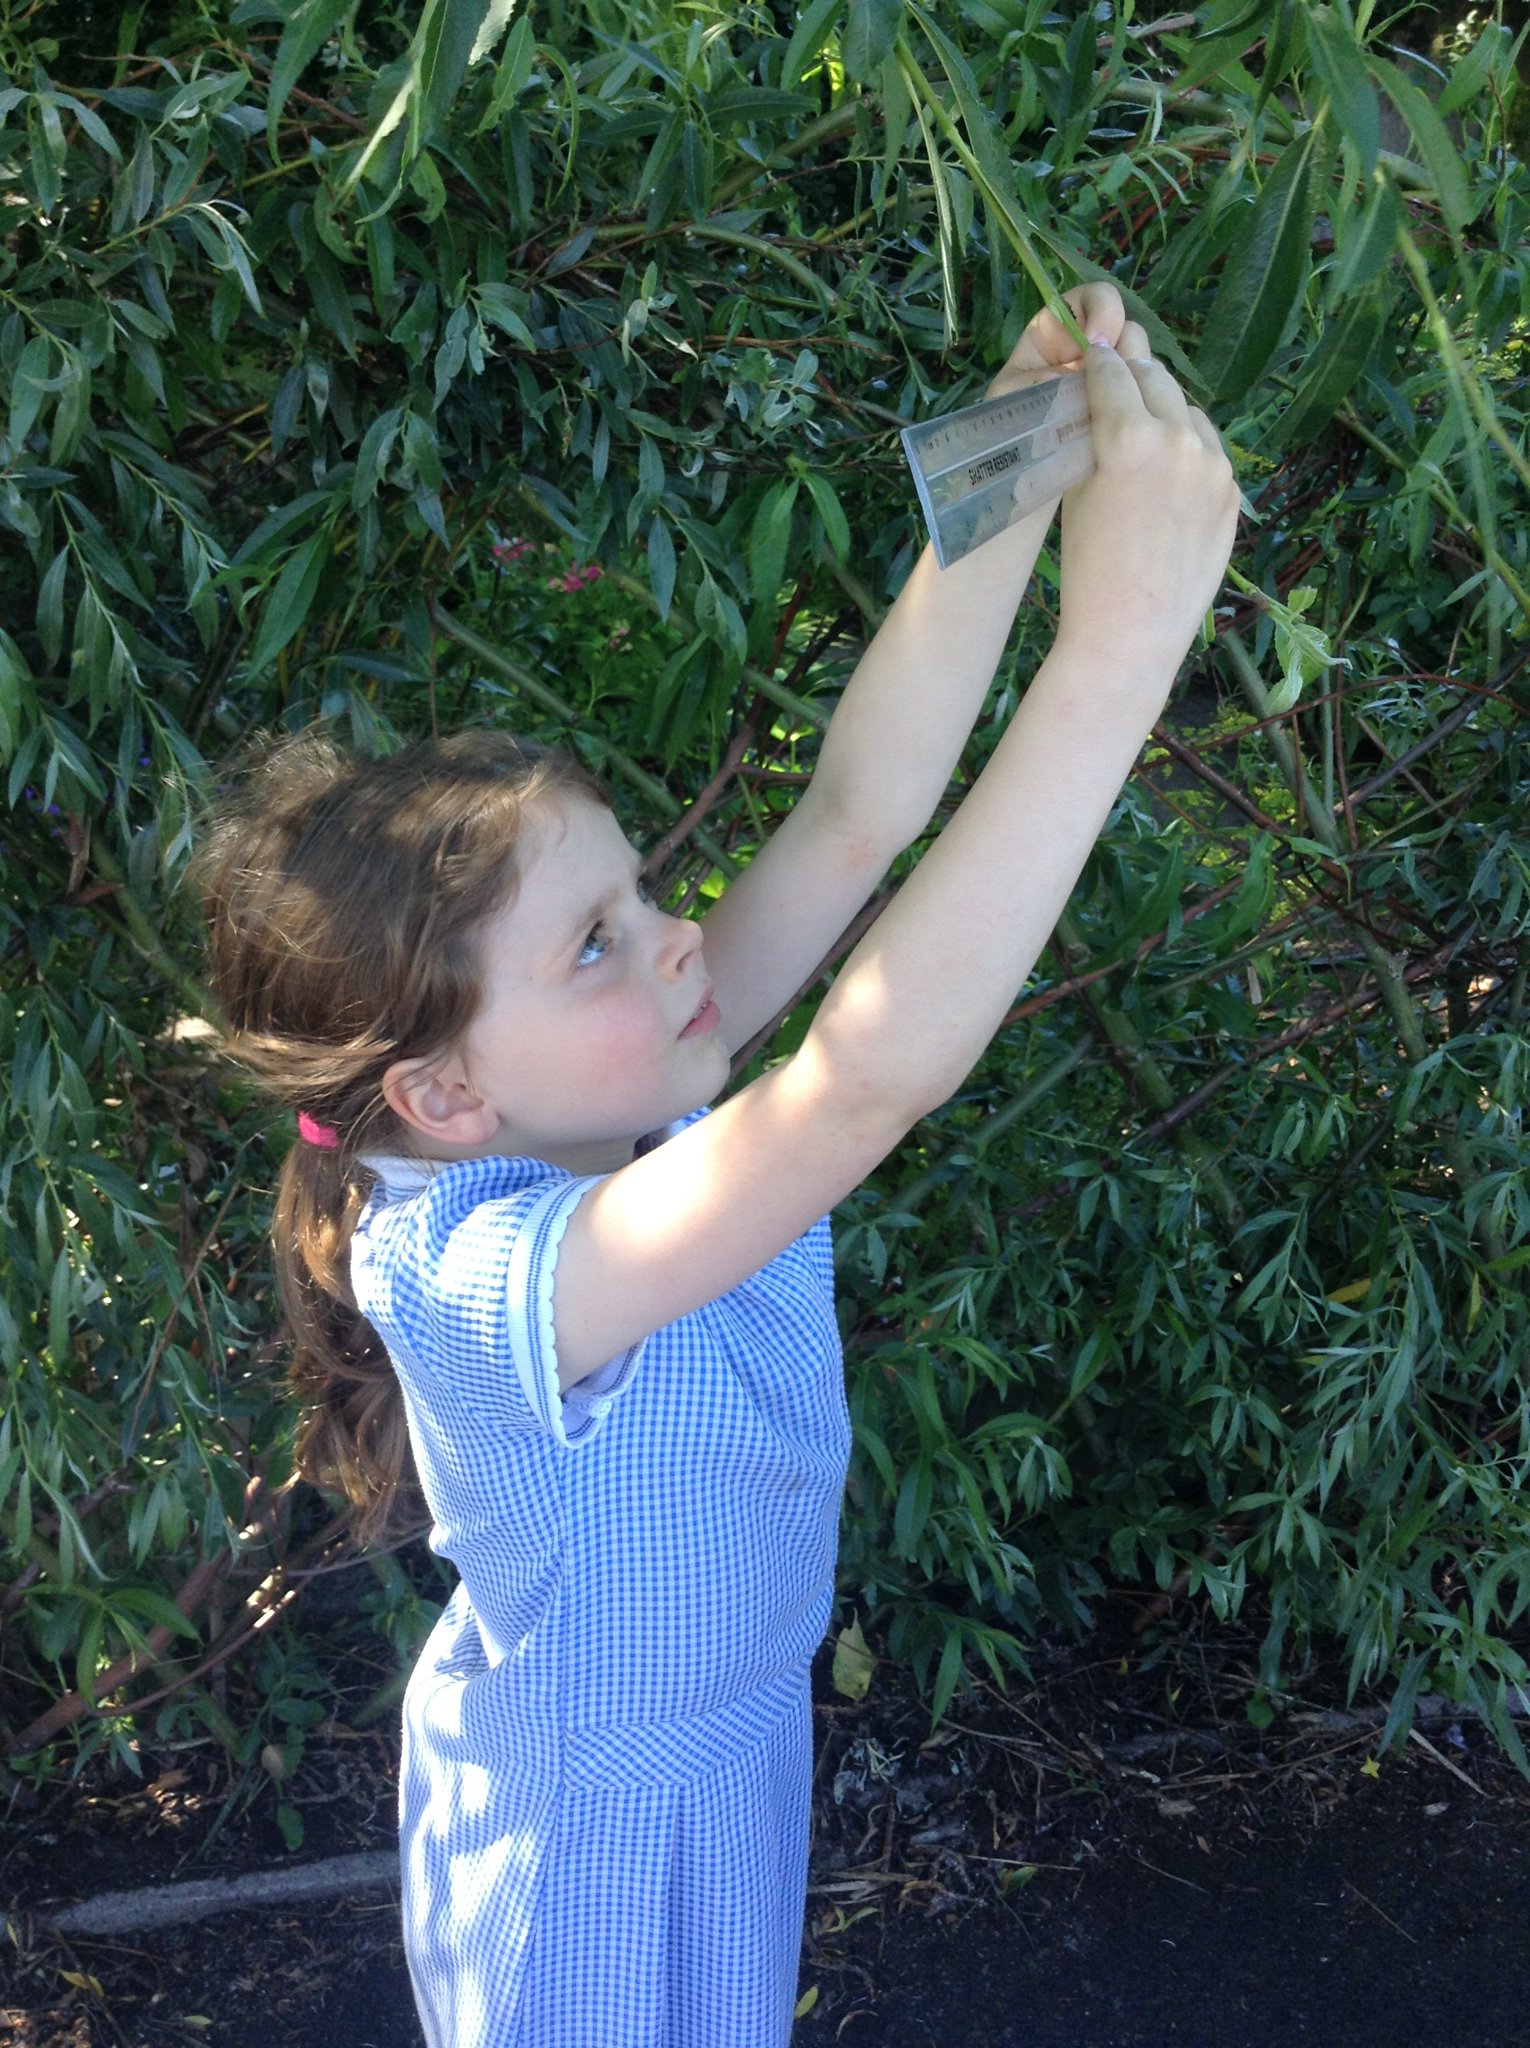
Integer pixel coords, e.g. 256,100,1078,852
680,988,719,1038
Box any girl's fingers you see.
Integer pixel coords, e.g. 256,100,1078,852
1069,281,1125,343
1084,347,1229,462
1118,320,1150,361
1122,353,1193,421
1027,282,1124,366
992,284,1138,388
1080,338,1154,423
1185,406,1225,456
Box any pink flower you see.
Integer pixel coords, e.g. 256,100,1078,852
492,536,533,564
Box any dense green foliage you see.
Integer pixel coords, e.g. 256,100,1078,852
1,0,1526,1801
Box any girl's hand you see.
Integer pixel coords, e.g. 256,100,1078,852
986,281,1151,400
1057,343,1238,678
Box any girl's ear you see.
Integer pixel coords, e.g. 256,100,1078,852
381,1053,497,1149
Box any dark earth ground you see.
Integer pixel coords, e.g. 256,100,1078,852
4,1611,1529,2048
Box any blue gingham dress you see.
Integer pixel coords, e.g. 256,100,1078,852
350,1124,849,2048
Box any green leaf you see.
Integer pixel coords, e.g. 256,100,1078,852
304,244,357,353
111,1587,201,1636
415,0,488,148
1437,21,1514,118
694,576,747,670
352,406,402,505
268,0,356,155
246,527,332,673
780,0,843,92
1304,7,1379,175
1197,124,1322,406
36,546,69,668
907,83,958,350
1367,55,1473,235
1068,1327,1115,1402
646,514,676,622
930,1627,965,1722
10,334,60,448
1329,171,1402,295
877,48,912,192
800,468,850,564
402,409,445,492
748,478,798,614
1270,285,1387,446
47,1243,72,1362
1170,1,1273,96
892,1460,932,1557
50,92,121,161
75,1604,105,1708
469,0,519,66
843,0,904,85
477,13,535,130
474,281,535,348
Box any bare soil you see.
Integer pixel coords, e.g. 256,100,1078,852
4,1613,1529,2048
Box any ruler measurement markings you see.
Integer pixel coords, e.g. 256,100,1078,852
902,373,1095,567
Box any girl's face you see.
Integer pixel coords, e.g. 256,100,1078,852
455,796,727,1174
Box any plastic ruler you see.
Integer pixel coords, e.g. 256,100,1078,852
901,372,1094,569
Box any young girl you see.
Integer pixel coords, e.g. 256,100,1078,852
197,283,1237,2048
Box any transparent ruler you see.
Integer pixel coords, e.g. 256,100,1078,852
902,372,1094,569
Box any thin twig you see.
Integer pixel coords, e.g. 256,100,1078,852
1342,1878,1419,1945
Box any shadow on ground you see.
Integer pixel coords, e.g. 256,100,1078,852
4,1625,1528,2048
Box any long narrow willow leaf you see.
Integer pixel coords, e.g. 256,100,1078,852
339,0,522,207
1334,408,1530,624
338,26,424,198
895,41,1086,352
682,225,834,310
907,83,959,350
536,37,582,204
1395,227,1530,498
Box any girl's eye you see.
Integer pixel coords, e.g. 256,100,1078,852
576,925,611,968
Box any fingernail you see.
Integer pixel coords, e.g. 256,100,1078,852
1088,333,1114,350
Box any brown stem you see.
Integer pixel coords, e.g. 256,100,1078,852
6,1548,233,1758
642,714,758,882
3,1480,277,1759
1149,722,1288,834
1000,950,1457,1230
1000,878,1292,1027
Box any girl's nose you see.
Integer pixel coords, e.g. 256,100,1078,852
654,907,702,977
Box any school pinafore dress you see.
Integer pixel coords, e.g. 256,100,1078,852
350,1124,849,2048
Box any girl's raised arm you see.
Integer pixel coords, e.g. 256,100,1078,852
695,284,1149,1055
551,343,1238,1387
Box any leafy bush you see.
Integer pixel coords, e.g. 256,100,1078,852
1,0,1526,1789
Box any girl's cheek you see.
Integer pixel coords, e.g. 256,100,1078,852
585,992,661,1074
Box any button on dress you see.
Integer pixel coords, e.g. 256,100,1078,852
351,1126,850,2048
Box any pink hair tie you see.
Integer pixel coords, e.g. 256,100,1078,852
297,1111,340,1150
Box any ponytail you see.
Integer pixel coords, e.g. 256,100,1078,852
273,1140,423,1544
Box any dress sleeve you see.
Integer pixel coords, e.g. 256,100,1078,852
356,1168,642,1448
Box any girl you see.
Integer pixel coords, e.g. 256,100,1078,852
197,283,1237,2048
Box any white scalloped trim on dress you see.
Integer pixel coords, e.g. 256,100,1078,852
506,1176,638,1446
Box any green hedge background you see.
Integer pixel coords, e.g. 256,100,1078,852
1,0,1526,1808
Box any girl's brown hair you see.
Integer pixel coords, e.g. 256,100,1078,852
195,728,609,1541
